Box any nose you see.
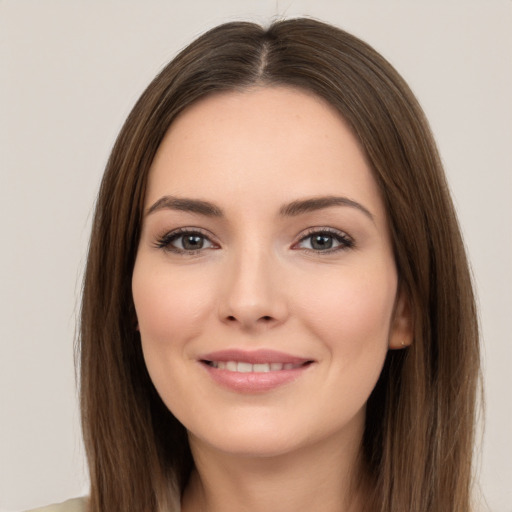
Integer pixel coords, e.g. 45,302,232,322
218,246,289,331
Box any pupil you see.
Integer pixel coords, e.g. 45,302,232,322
183,235,203,250
311,234,333,250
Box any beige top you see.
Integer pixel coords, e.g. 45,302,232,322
25,497,87,512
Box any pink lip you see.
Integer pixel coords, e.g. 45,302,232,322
198,349,314,393
199,349,310,365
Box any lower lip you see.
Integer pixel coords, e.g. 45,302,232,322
200,362,312,393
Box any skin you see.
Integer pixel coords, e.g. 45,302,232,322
132,86,412,512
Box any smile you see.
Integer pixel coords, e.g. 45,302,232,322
203,361,307,372
198,349,315,393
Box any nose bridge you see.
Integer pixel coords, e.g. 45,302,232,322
220,237,287,328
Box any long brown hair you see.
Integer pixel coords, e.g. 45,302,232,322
80,18,480,512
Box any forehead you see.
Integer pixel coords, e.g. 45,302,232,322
146,86,386,221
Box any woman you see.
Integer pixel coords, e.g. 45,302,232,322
31,17,480,512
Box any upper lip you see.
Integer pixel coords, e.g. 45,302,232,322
199,349,313,365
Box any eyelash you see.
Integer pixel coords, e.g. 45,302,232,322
293,227,355,255
154,227,354,256
154,227,218,255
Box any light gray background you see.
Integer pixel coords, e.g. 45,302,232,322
1,1,511,511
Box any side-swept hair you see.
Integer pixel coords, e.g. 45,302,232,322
80,18,479,512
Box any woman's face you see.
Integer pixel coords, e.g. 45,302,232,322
132,86,411,458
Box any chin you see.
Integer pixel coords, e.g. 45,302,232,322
192,431,306,459
185,406,366,461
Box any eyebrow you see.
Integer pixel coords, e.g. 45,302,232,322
146,196,223,217
279,196,374,220
146,194,373,221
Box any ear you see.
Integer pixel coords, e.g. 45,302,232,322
388,286,413,349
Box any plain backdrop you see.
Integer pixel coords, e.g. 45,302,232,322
1,1,511,511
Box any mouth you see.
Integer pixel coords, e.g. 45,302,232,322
201,360,312,372
198,349,315,392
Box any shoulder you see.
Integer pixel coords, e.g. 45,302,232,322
24,497,88,512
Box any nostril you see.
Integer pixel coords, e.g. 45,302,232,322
223,313,280,326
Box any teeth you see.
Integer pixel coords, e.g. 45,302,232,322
208,361,304,373
237,362,252,373
226,361,238,371
253,363,270,372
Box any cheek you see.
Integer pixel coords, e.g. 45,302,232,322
132,258,215,348
131,257,219,416
294,263,397,360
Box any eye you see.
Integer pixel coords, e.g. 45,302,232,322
155,228,218,254
294,228,354,253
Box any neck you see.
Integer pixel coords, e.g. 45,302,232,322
181,421,369,512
